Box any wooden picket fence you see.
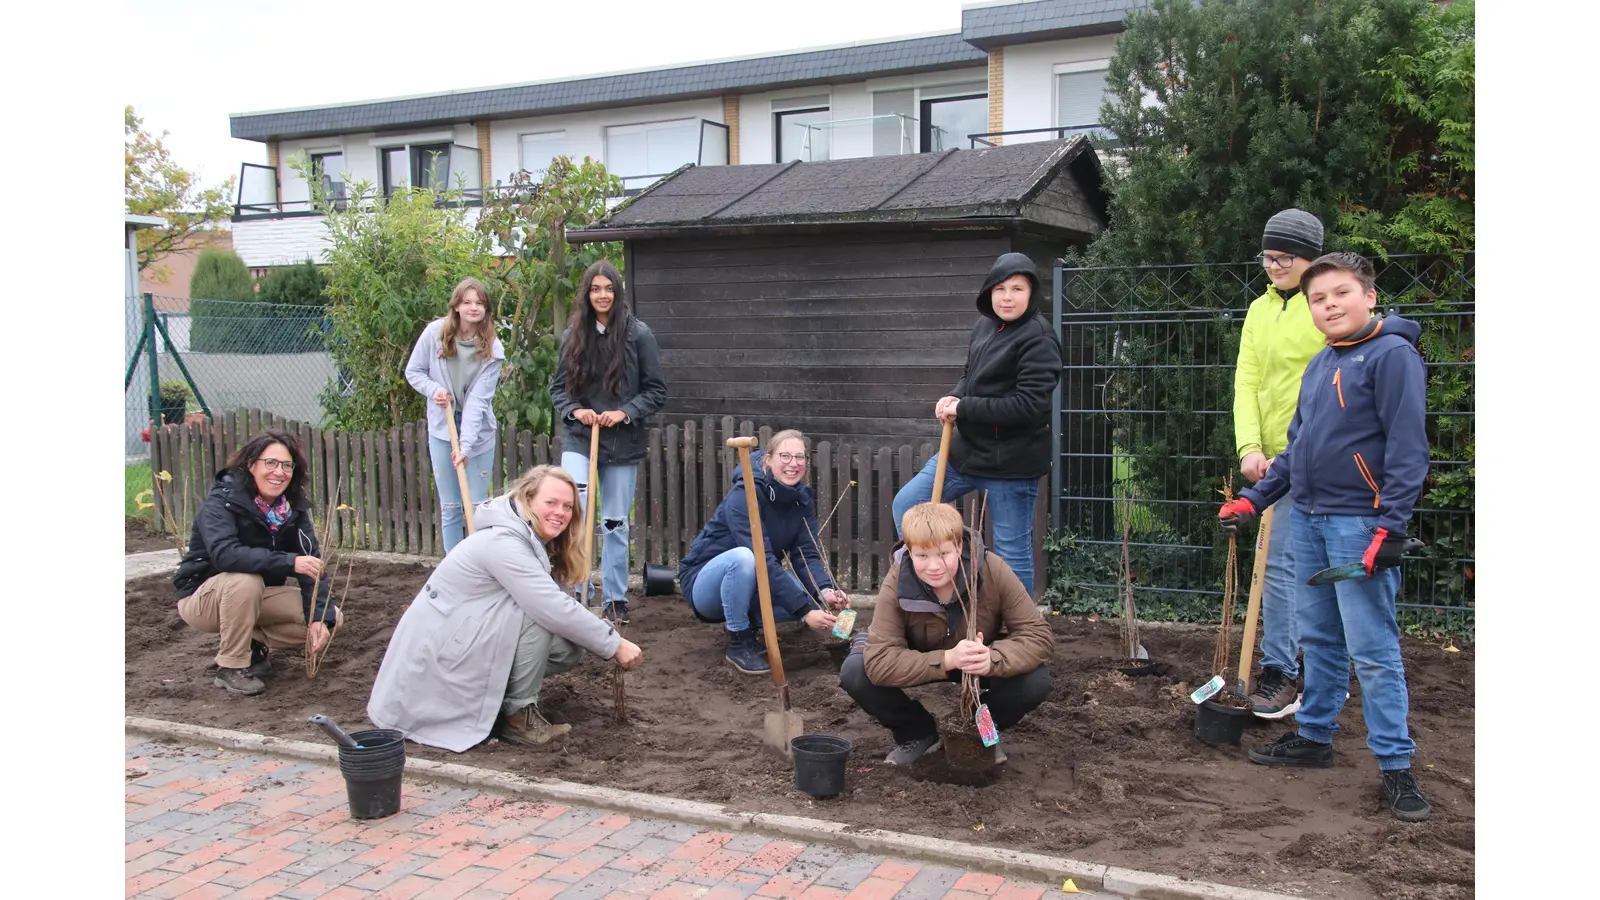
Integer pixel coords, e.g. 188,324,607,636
146,408,1046,592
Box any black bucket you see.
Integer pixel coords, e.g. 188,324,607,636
643,563,677,597
1193,698,1251,747
338,729,406,819
790,734,852,799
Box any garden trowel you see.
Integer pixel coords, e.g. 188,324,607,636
1306,537,1425,586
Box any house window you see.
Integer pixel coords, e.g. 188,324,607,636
1055,65,1110,136
381,143,453,196
606,119,702,191
310,152,345,201
519,131,567,176
920,94,987,152
775,107,830,162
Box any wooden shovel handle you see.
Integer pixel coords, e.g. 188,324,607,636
582,425,601,595
931,419,953,504
443,396,475,535
1236,504,1274,689
733,443,787,690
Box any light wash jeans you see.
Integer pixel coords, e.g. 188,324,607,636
688,546,808,632
428,436,493,554
501,613,586,715
891,455,1039,595
1292,511,1416,770
560,451,639,606
1258,499,1301,678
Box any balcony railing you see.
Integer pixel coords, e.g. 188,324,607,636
967,124,1119,148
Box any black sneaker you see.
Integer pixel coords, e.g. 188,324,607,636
213,666,266,696
603,601,631,625
1248,666,1302,719
243,641,271,679
1380,769,1433,822
1248,732,1334,768
725,628,770,675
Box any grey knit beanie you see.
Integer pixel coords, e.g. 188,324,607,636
1261,208,1324,260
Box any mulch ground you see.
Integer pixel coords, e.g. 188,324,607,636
125,558,1475,900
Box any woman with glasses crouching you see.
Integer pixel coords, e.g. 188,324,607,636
173,431,339,696
677,429,850,674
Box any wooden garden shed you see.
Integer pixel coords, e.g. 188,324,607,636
567,136,1107,447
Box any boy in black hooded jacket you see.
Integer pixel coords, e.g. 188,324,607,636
891,252,1061,596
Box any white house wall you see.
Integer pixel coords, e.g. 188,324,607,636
234,207,484,267
487,98,725,184
1001,36,1118,141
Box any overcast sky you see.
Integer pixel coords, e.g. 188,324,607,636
126,0,975,190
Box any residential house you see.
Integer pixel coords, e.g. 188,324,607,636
227,0,1144,268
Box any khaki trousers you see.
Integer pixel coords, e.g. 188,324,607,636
177,572,338,669
502,613,586,716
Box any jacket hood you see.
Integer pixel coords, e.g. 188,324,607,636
730,449,812,507
471,495,547,562
1329,313,1422,349
976,252,1041,323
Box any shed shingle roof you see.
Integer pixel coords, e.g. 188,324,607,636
568,137,1103,240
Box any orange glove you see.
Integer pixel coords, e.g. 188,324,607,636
1217,497,1257,535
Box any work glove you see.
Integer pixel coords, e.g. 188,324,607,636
1361,529,1412,575
1217,497,1257,535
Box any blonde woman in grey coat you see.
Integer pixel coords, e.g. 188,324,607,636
368,466,643,751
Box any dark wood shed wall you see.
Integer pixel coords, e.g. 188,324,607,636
629,230,1027,448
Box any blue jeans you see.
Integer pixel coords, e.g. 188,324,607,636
891,456,1039,595
428,436,493,555
1292,512,1415,770
560,452,639,606
688,547,808,632
1259,499,1300,678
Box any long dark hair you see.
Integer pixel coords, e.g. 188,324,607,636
226,430,310,508
562,260,632,400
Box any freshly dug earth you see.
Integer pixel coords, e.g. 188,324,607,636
126,520,176,555
126,559,1474,900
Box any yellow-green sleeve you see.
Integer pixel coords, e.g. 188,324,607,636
1233,304,1263,459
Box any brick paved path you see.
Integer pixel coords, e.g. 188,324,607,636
126,736,1083,900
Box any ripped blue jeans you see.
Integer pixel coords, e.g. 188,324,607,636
428,436,493,554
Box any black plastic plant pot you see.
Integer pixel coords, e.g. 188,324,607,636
1117,660,1169,677
1193,696,1251,746
338,729,406,819
642,563,677,597
790,734,852,799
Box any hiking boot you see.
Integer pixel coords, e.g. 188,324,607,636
725,629,771,675
884,734,941,766
1248,667,1302,719
501,706,571,746
213,666,266,696
243,641,271,679
1247,732,1334,768
1380,769,1433,822
603,601,631,625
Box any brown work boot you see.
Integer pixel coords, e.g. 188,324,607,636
500,706,572,746
1248,666,1302,719
213,666,266,696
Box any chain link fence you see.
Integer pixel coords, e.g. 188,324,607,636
1048,254,1475,633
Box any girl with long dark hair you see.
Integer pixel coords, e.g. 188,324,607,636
548,260,667,623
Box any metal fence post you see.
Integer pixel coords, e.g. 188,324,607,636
144,292,160,429
1051,261,1065,538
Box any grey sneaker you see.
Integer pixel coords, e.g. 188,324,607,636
501,706,572,746
1249,667,1302,719
884,734,941,766
213,666,266,696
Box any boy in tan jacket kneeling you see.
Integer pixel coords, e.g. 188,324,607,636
840,502,1055,766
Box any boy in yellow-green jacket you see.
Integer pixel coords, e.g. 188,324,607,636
1232,208,1327,718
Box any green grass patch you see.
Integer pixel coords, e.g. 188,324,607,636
126,462,153,520
1111,450,1163,534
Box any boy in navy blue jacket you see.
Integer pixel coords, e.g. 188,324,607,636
1216,252,1432,822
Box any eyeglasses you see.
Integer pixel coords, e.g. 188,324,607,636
255,457,295,473
774,453,807,465
1258,253,1297,269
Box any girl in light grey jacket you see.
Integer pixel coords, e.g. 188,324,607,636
406,277,506,553
368,465,644,751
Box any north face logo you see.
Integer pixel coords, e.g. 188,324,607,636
1351,354,1365,362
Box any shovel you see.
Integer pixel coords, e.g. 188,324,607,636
1233,505,1274,697
442,396,476,536
1306,537,1425,586
729,436,803,756
579,424,603,611
931,419,953,504
308,714,362,749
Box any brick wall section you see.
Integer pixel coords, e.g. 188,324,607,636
722,94,740,165
986,49,1004,144
476,121,492,185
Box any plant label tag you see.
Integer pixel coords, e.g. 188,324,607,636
831,609,857,640
975,704,999,746
1190,674,1226,705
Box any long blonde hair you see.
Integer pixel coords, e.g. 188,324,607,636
439,277,497,359
506,465,586,587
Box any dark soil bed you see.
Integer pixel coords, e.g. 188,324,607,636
125,559,1474,900
126,520,176,555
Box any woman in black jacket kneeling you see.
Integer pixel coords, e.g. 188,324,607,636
173,431,339,695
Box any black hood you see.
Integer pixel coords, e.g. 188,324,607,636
976,252,1041,323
